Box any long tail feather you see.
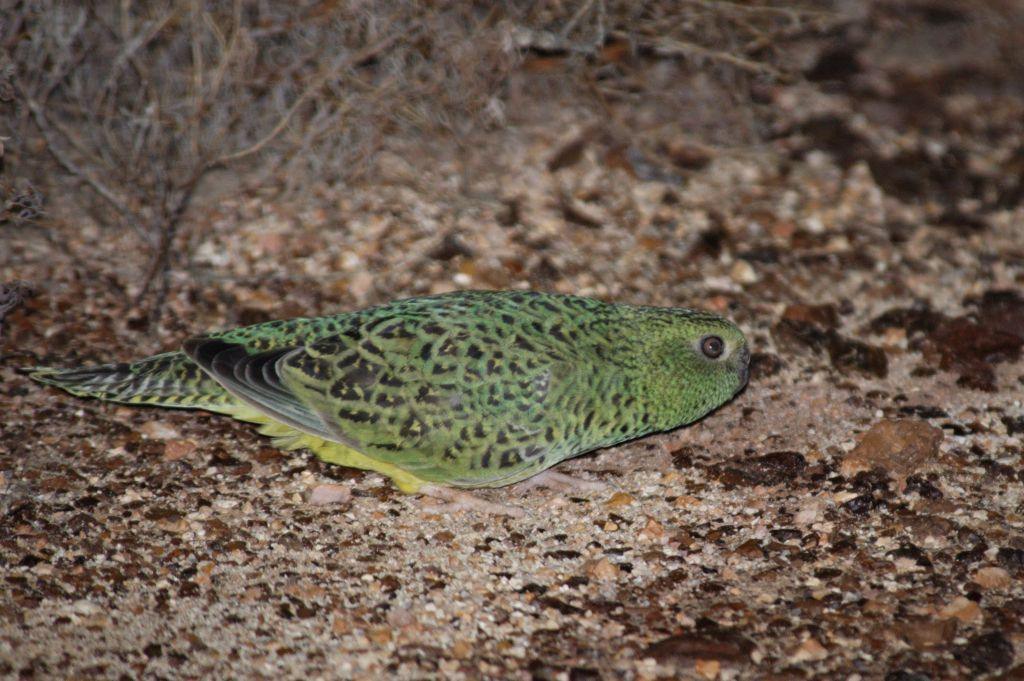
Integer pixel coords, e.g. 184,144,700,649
29,351,237,412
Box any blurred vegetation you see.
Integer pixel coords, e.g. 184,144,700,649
0,0,937,319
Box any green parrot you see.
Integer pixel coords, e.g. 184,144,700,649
31,291,749,514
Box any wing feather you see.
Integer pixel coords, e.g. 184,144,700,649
183,337,336,441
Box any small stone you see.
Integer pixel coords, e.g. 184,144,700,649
793,500,823,526
638,517,665,541
157,517,189,534
729,260,759,285
732,539,765,559
841,420,943,489
937,596,983,623
971,566,1011,590
605,492,635,508
789,637,828,663
308,484,352,506
664,138,714,170
451,639,473,660
139,421,182,440
585,558,621,581
695,658,721,679
163,439,198,461
367,627,392,645
674,495,702,508
332,615,351,635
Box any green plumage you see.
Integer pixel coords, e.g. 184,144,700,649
31,291,749,493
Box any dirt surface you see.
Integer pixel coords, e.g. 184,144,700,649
2,3,1024,680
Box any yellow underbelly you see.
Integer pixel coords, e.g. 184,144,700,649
223,404,430,494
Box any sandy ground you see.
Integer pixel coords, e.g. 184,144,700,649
3,4,1024,680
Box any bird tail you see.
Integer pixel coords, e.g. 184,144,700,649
28,351,236,412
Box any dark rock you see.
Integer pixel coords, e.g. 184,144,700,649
643,626,755,665
1003,415,1024,435
539,597,584,615
869,303,945,339
828,334,888,378
884,671,931,681
670,444,707,470
922,310,1023,392
806,49,862,84
903,475,943,499
773,313,888,377
897,405,948,419
954,631,1015,674
997,547,1024,572
429,232,473,261
749,352,785,379
843,494,875,515
771,317,833,355
783,303,840,329
713,451,806,487
548,135,588,172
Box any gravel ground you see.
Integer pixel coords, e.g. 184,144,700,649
2,4,1024,680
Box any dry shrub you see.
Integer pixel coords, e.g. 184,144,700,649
0,0,835,318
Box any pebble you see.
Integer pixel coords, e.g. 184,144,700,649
789,637,828,663
163,439,198,461
937,596,983,623
638,517,665,541
841,420,943,488
695,658,721,679
585,558,621,581
605,492,635,508
729,260,759,285
308,484,352,506
139,421,182,440
970,566,1011,589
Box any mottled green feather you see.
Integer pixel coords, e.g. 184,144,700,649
31,291,750,492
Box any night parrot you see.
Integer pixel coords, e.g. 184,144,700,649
31,291,750,514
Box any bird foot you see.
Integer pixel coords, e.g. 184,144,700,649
514,469,608,494
418,484,525,517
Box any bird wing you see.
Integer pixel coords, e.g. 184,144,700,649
187,304,578,487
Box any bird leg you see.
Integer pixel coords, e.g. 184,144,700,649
418,484,525,517
514,469,608,494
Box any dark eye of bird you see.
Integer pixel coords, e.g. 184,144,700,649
700,335,725,359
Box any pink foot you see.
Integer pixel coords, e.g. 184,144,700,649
418,484,525,517
514,469,608,494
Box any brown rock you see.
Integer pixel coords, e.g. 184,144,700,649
789,638,828,663
605,492,635,508
972,566,1012,590
899,616,957,650
643,628,754,665
938,596,983,623
732,539,766,559
451,639,473,660
367,626,392,645
841,420,943,489
163,439,198,462
695,658,721,679
585,558,621,581
139,421,182,440
639,517,665,541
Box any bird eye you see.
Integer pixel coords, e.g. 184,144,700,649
700,335,725,359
